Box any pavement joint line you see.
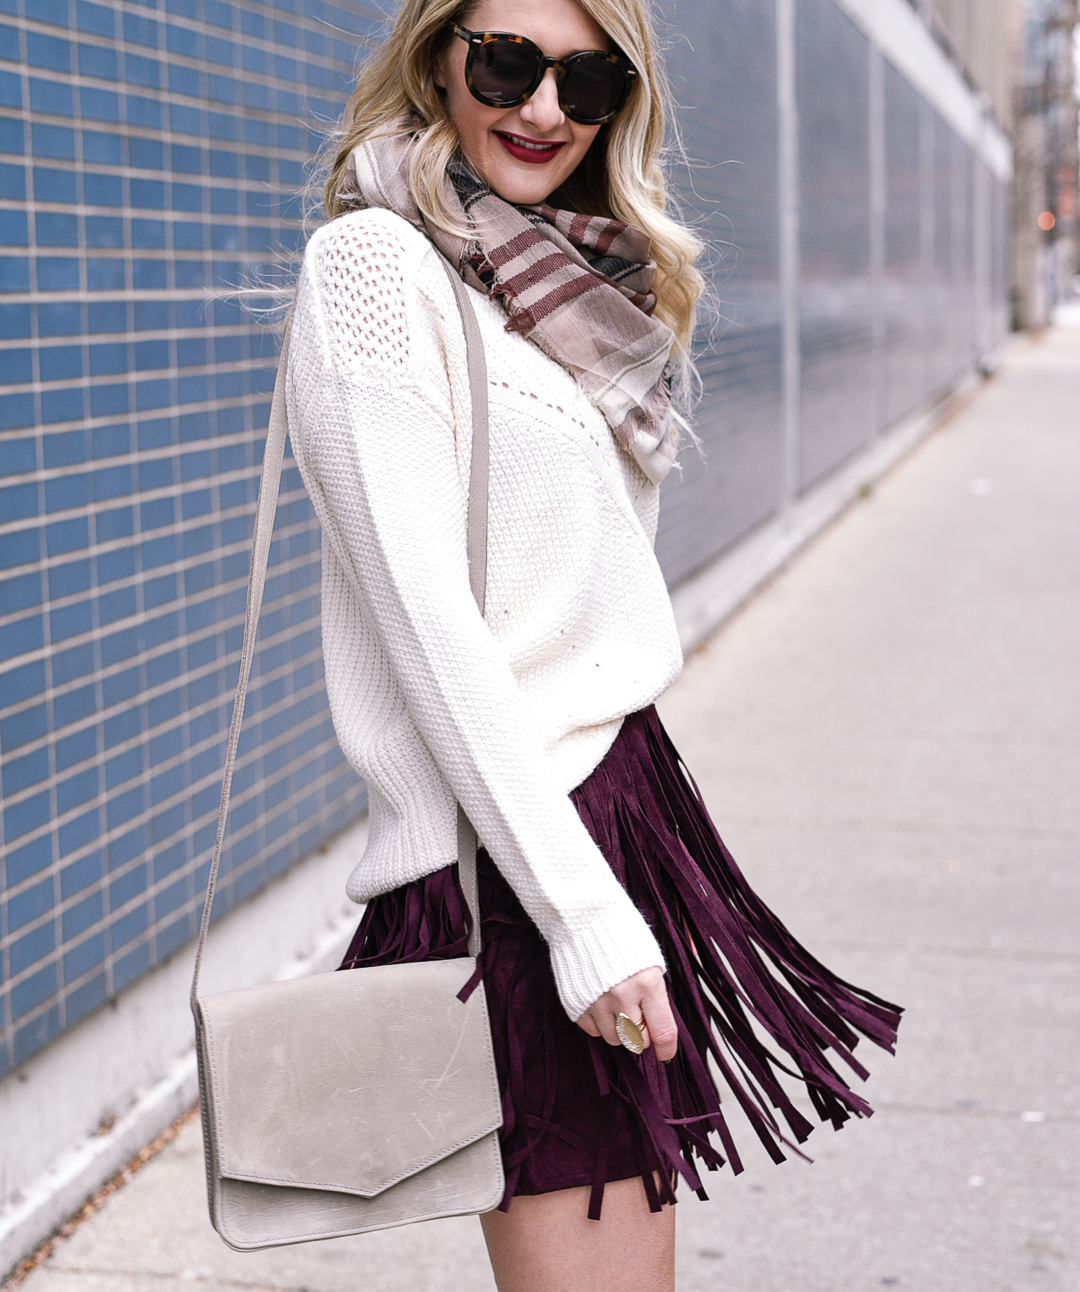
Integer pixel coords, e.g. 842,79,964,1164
0,1110,200,1292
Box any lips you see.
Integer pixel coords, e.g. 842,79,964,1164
495,131,566,164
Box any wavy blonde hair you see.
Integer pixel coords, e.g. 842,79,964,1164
322,0,705,364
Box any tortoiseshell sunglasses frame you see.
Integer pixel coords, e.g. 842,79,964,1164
450,23,637,125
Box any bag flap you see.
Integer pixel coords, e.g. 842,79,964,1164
198,958,502,1199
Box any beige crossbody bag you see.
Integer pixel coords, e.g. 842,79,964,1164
190,258,505,1251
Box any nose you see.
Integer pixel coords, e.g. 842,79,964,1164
519,67,565,131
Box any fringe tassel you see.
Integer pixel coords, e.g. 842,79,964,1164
339,706,902,1218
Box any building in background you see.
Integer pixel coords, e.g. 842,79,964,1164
917,0,1020,129
1012,0,1079,327
0,0,1015,1274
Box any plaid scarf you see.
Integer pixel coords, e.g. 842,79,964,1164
342,128,678,484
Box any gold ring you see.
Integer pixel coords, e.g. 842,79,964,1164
615,1013,647,1054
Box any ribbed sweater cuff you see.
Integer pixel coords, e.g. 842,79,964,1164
548,910,667,1022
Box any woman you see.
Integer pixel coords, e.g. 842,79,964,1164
286,0,901,1286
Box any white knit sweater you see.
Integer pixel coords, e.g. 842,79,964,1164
286,207,684,1020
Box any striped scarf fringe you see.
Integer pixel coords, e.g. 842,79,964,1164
343,126,679,484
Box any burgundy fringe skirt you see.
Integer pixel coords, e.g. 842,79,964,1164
339,706,902,1217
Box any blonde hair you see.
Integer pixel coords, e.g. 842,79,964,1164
323,0,705,366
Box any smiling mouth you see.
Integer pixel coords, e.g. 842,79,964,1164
495,132,566,163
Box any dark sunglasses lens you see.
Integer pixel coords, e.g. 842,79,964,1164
471,38,540,103
562,58,627,121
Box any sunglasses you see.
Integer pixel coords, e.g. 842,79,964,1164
450,23,637,126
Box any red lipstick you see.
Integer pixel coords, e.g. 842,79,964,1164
495,131,566,164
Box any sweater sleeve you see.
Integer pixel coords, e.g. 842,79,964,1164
288,211,666,1021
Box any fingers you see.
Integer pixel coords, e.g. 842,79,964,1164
575,1000,626,1046
639,983,678,1063
574,968,679,1062
581,1006,621,1047
576,1011,601,1039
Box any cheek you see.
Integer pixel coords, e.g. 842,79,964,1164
567,125,601,167
442,76,492,148
453,103,498,161
438,51,473,126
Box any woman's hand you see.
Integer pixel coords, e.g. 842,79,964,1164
576,966,678,1062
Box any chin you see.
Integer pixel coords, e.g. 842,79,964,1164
476,139,583,206
498,180,560,204
483,166,570,206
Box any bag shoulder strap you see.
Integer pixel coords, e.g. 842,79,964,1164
440,263,489,960
191,255,489,1009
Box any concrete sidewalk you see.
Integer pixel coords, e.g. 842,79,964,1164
10,318,1080,1292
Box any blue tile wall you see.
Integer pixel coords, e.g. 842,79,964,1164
0,0,376,1076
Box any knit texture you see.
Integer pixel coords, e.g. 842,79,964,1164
287,208,684,1020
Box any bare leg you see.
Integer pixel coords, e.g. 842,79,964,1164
479,1177,675,1292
